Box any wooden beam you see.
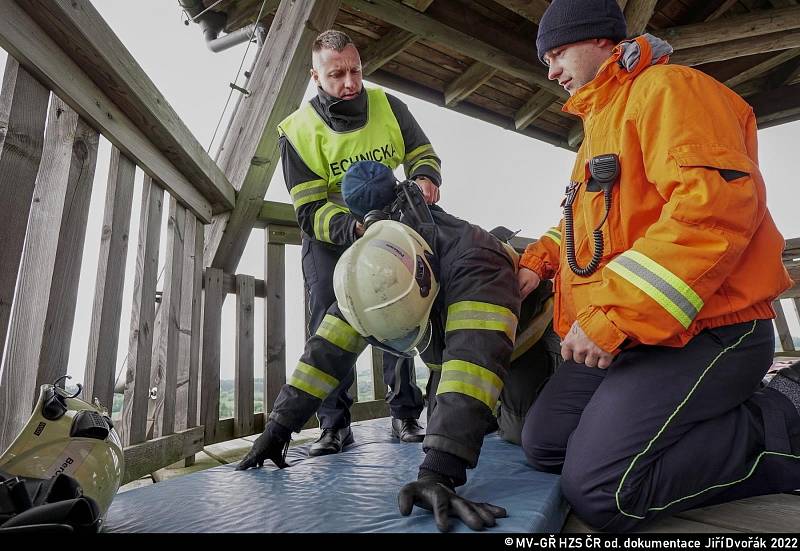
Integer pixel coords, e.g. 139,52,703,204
568,122,584,149
670,29,800,67
19,0,236,213
492,0,549,25
0,1,214,222
121,425,205,485
84,147,136,412
747,83,800,127
444,62,498,107
264,240,287,413
726,49,800,88
151,198,187,439
367,70,572,149
0,98,92,449
204,0,341,273
0,58,48,361
402,0,435,10
515,89,558,130
200,268,224,445
208,270,267,298
657,6,800,52
256,200,298,228
266,224,302,246
35,113,99,392
361,28,419,77
344,0,566,97
624,0,659,36
768,0,798,7
235,274,256,437
705,0,739,21
121,177,164,446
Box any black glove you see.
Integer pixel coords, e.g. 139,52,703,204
397,472,507,532
235,423,290,470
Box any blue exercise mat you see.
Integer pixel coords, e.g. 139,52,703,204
104,417,568,533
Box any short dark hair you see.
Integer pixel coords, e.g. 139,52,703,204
312,30,353,54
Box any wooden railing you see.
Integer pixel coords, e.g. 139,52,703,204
0,1,389,485
0,1,237,483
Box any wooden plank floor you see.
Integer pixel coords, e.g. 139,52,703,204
564,493,800,533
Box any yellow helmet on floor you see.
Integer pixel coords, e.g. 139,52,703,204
0,378,124,517
334,220,439,356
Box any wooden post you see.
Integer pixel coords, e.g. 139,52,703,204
175,213,198,431
372,348,387,400
36,117,99,392
188,220,204,427
0,98,91,450
350,365,360,403
265,238,286,413
235,274,255,437
84,147,136,412
121,177,164,447
183,218,204,466
773,300,796,352
200,267,224,444
204,0,342,273
150,197,186,438
0,58,49,359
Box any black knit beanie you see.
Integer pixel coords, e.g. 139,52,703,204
536,0,628,64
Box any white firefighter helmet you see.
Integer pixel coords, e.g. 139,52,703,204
334,220,439,355
0,378,124,516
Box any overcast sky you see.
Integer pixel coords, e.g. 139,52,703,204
2,1,799,387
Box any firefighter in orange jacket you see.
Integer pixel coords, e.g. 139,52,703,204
520,0,800,532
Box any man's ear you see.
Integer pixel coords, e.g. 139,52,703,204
310,67,318,84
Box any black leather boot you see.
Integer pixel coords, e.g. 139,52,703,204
391,418,425,443
308,426,355,457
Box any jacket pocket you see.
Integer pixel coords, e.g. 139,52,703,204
669,144,760,233
670,143,756,176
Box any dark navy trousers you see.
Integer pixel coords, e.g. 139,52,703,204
301,238,424,429
522,319,800,532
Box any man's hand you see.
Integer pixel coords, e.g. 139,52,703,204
561,321,615,369
235,427,290,470
518,267,541,300
355,221,366,238
414,176,440,205
398,474,507,532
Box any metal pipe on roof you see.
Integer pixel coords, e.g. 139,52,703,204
179,0,262,53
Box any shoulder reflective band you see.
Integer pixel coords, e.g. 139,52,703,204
446,301,518,342
313,202,349,243
316,314,367,354
543,227,562,247
606,250,703,329
288,362,339,400
290,179,328,209
436,359,503,409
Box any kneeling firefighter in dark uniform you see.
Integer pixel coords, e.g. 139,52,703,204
237,161,559,531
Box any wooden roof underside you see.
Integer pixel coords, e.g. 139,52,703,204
196,0,800,150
